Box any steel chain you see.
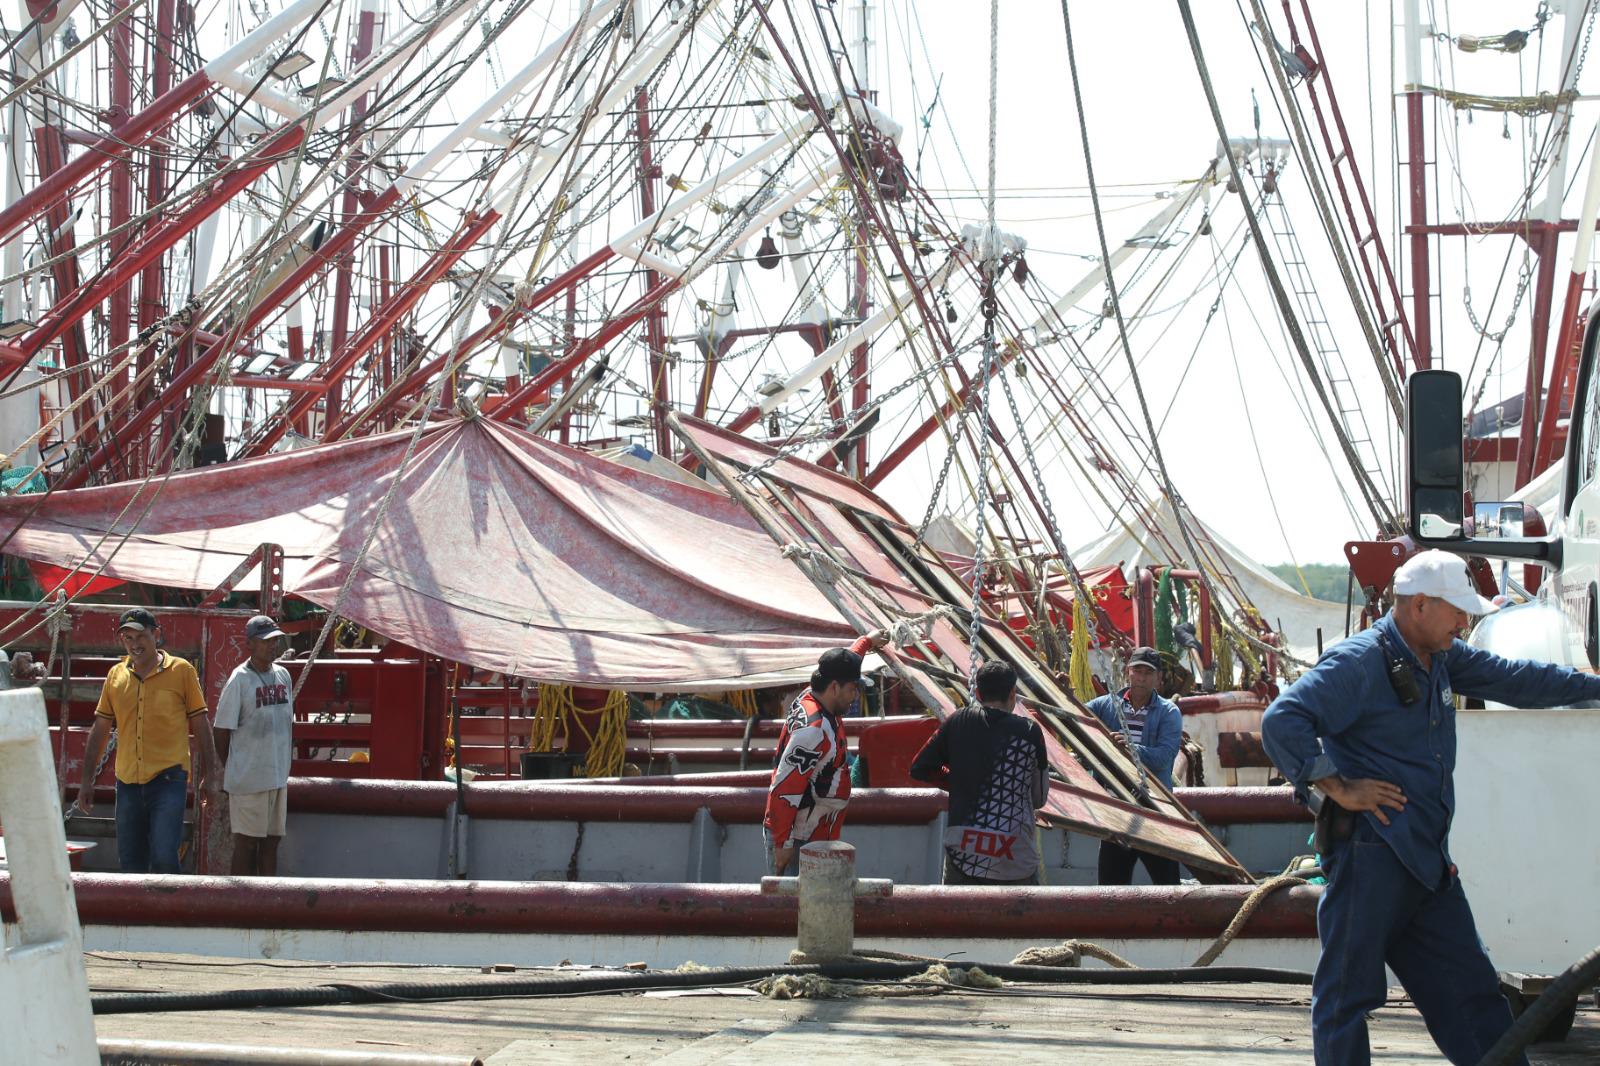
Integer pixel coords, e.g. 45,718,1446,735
732,337,973,483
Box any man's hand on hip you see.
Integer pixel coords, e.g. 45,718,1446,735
1317,775,1407,825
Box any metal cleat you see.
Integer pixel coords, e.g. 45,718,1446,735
761,840,892,960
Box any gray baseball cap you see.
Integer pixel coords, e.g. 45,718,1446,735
1128,646,1163,671
245,615,286,641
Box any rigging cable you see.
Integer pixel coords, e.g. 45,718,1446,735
1171,0,1397,536
1243,0,1405,422
1064,0,1313,672
963,0,1001,698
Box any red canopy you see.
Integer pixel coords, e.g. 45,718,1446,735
956,560,1131,645
0,419,855,689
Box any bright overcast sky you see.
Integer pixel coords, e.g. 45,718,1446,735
857,0,1588,568
10,0,1579,572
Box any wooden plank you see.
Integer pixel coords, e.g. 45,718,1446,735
667,414,964,724
668,413,1246,882
676,415,900,522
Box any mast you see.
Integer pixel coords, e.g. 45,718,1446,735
634,80,672,457
845,0,872,478
1401,0,1431,372
1514,5,1590,486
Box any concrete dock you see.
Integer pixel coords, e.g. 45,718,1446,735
86,950,1600,1063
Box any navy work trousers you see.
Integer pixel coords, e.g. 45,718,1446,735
114,765,188,873
1312,820,1523,1066
1097,840,1180,885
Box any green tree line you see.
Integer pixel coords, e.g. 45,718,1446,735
1267,562,1350,603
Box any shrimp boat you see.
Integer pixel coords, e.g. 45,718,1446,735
0,0,1597,1055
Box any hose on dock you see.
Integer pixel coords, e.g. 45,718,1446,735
91,958,1313,1015
1477,942,1600,1066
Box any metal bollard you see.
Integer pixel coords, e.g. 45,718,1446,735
760,840,893,959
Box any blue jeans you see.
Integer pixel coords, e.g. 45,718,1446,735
1312,819,1522,1066
115,766,189,874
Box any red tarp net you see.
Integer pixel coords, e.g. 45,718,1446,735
0,419,857,689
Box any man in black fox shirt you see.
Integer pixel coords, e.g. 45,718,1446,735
910,660,1049,885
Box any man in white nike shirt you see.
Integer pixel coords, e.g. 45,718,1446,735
215,614,295,876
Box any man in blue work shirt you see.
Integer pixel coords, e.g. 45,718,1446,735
1086,646,1184,884
1263,549,1600,1066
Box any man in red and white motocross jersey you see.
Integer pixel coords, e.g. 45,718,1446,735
763,633,883,874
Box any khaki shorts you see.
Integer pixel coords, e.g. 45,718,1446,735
229,786,288,838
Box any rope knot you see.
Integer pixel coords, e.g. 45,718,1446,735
45,590,72,636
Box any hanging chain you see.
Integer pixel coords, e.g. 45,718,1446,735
993,350,1103,651
963,0,1003,703
1462,254,1533,343
732,335,971,483
911,392,972,550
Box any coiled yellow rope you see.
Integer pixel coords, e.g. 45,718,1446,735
726,689,759,718
1213,620,1234,690
576,689,628,778
1067,598,1096,702
531,682,568,753
531,683,628,778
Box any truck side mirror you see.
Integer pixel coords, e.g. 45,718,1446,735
1403,371,1560,565
1407,369,1465,541
1408,371,1465,541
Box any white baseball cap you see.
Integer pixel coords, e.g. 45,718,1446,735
1392,550,1499,615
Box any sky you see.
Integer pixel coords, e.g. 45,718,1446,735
8,0,1586,574
848,0,1590,568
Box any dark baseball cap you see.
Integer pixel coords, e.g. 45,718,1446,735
816,646,863,687
245,615,286,641
1128,646,1163,671
117,607,159,632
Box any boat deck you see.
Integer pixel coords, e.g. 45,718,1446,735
87,951,1600,1063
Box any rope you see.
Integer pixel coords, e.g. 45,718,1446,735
1059,0,1238,662
728,333,973,487
45,591,72,786
531,683,568,753
39,590,68,685
1172,0,1397,533
756,962,1003,999
997,874,1307,972
1245,0,1405,420
1011,940,1137,969
1191,875,1307,967
725,688,759,718
1067,598,1096,701
529,683,628,778
1213,619,1235,690
1424,85,1577,115
889,605,958,650
283,0,598,704
579,690,628,778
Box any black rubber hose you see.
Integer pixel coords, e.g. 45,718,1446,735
739,707,760,771
1478,943,1600,1066
92,959,1313,1015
